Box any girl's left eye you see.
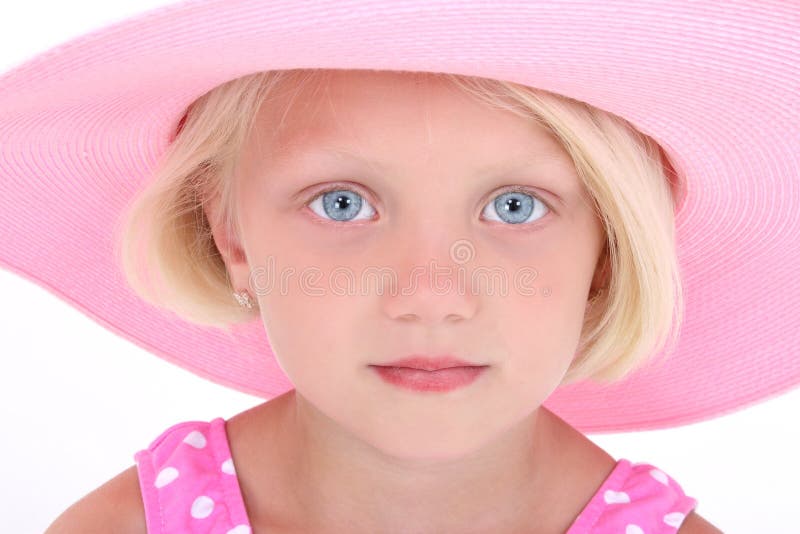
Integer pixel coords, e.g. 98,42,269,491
481,188,550,225
305,185,550,225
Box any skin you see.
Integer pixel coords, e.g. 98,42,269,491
204,69,612,532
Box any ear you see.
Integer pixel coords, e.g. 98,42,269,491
202,191,252,293
590,241,610,294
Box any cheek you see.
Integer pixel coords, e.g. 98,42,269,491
259,290,361,376
488,293,586,381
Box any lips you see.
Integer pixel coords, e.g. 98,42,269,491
371,364,488,393
375,354,485,371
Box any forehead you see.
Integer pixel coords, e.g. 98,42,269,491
250,70,570,169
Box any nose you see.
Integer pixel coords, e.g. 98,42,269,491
379,232,479,326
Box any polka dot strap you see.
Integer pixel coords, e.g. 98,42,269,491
134,418,252,533
565,459,699,533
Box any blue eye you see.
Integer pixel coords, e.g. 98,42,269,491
306,185,549,226
308,188,376,222
482,189,549,225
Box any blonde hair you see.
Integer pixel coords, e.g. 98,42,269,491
113,68,685,386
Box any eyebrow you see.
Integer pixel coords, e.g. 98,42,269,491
277,143,564,175
309,145,390,170
278,145,572,213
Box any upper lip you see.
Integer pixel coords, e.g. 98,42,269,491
374,354,486,371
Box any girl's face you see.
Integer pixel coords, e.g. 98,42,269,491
217,70,606,459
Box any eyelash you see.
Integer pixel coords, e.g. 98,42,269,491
304,182,553,225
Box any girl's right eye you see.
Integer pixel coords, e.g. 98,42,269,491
307,187,377,223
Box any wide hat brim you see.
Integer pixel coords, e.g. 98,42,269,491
1,0,798,433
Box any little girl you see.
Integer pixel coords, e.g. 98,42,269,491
44,67,718,533
4,2,795,534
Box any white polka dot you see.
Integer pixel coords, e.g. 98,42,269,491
604,489,631,504
183,430,207,449
190,495,215,519
664,511,686,527
154,467,179,488
626,525,644,534
650,468,669,485
221,458,236,475
226,526,251,534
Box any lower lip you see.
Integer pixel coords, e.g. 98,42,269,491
369,365,489,392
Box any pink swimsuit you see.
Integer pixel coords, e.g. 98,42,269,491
134,418,699,533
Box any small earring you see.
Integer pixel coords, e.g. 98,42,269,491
233,290,255,309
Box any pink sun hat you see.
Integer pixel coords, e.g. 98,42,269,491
0,0,798,434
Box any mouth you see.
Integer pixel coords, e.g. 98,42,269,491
369,364,489,393
375,354,487,372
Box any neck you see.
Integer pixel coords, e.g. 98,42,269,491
266,390,563,533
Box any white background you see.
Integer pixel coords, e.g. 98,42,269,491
2,2,799,533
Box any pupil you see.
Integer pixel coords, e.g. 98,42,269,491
507,198,520,212
337,196,350,210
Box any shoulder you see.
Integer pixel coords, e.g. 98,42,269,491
676,510,724,533
44,464,146,534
